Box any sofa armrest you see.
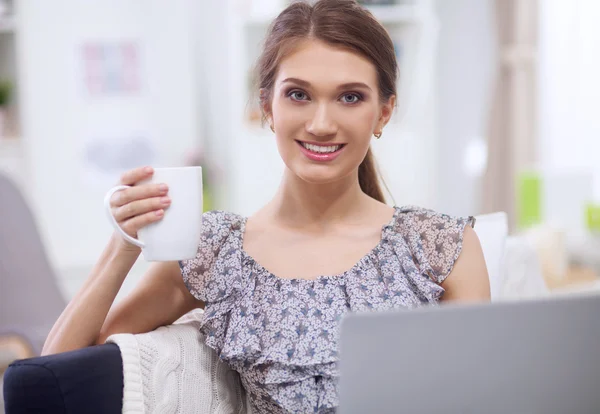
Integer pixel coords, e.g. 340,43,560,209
3,343,123,414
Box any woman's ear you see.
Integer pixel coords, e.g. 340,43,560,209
259,88,272,124
377,95,396,131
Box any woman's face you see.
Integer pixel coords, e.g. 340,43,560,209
266,39,395,185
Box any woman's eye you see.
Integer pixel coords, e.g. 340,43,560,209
289,91,308,101
341,93,361,104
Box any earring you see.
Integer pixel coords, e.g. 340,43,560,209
374,131,382,139
270,124,275,133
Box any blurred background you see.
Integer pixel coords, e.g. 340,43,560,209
1,0,599,398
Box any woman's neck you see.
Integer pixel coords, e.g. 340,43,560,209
268,169,373,229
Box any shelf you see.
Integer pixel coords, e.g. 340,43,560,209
0,15,16,33
244,4,427,27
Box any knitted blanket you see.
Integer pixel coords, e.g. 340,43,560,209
106,310,247,414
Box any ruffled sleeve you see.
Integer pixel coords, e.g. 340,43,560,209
178,210,246,355
394,206,475,284
178,210,243,303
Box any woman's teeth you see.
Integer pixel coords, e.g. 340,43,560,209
301,143,342,153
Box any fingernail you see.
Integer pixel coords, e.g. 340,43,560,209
159,184,168,192
160,197,171,205
144,166,153,174
155,209,164,216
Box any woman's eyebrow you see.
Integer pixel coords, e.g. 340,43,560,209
281,77,372,92
336,82,372,92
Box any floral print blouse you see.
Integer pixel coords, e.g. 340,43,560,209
179,206,475,413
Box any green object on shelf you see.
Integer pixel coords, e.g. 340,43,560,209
517,171,542,230
585,203,600,232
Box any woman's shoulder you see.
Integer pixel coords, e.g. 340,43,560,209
192,210,246,252
201,210,246,231
390,205,476,284
392,205,475,233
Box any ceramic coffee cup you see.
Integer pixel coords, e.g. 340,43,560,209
103,166,203,261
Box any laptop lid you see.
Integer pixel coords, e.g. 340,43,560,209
339,294,600,414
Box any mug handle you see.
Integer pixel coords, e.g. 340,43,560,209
103,185,146,248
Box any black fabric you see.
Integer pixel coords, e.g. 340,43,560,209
3,343,124,414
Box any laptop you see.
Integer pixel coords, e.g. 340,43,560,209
338,294,600,414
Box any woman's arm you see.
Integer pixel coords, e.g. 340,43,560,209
42,166,204,355
440,225,491,302
42,240,203,355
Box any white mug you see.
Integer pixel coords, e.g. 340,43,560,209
103,166,203,261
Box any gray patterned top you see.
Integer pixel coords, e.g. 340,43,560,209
179,206,474,413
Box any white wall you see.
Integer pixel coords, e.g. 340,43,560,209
191,0,237,210
16,0,202,297
538,0,600,200
433,0,497,216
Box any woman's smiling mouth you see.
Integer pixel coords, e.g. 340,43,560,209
296,140,346,162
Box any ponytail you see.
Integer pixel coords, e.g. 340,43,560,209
358,148,386,203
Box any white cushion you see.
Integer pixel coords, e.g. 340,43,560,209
501,236,549,299
473,212,509,300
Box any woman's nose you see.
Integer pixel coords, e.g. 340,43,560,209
306,104,338,137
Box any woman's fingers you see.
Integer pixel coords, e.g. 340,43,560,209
110,183,168,208
120,209,165,236
119,166,154,186
108,166,171,239
112,196,171,222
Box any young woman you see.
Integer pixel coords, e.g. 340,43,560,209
43,1,490,412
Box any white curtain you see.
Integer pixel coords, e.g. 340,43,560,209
538,0,600,200
482,0,537,230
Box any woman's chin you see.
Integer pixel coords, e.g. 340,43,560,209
291,164,351,185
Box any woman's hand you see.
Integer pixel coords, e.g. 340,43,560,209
109,166,171,252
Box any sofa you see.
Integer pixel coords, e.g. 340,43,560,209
3,310,248,414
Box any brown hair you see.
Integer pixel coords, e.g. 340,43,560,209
256,0,398,203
